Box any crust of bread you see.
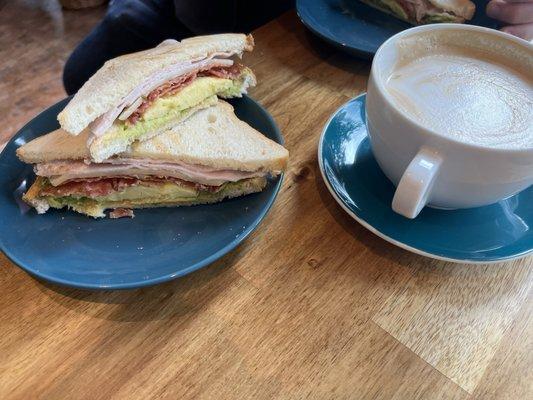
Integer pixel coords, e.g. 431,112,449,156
58,33,254,135
24,176,267,218
17,101,289,174
22,178,50,214
16,129,91,163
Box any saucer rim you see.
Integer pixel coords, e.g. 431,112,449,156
317,93,533,264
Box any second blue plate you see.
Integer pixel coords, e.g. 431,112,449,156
297,0,498,58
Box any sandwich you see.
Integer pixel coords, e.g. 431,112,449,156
357,0,475,24
17,101,289,218
58,34,256,162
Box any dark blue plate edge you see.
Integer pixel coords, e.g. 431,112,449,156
296,0,374,59
317,94,533,264
0,95,284,290
296,0,500,59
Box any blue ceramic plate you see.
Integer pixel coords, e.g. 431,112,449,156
0,96,284,289
318,95,533,263
297,0,499,57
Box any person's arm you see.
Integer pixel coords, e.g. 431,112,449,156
173,0,294,34
486,0,533,40
174,0,238,33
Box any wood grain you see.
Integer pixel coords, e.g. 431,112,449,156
471,292,533,399
373,259,532,393
0,5,531,400
0,0,105,144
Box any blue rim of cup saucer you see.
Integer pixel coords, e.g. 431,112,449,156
317,93,533,264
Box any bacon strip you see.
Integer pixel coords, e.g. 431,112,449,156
207,63,244,79
127,73,198,125
40,177,221,198
126,63,244,125
109,208,135,219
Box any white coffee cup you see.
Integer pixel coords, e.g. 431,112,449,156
366,24,533,219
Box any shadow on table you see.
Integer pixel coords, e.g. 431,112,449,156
33,242,250,322
312,159,425,270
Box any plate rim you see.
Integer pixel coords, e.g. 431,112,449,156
296,0,374,58
317,94,533,264
0,95,284,290
296,0,499,59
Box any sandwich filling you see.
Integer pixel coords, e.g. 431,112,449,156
87,59,255,162
26,176,266,218
88,60,255,139
24,159,270,218
366,0,471,23
35,159,265,186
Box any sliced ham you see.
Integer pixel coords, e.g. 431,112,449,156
35,159,265,187
88,55,235,137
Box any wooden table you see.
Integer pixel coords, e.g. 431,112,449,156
1,8,532,400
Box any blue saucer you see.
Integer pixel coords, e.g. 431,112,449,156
0,96,284,289
318,95,533,263
297,0,498,58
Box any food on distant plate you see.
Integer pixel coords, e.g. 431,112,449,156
357,0,475,24
17,101,289,218
58,33,256,162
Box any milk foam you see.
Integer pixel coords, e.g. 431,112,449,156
386,37,533,149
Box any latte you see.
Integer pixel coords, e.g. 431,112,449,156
385,33,533,149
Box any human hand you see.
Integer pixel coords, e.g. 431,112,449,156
486,0,533,41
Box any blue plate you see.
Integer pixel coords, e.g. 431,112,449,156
0,96,284,289
297,0,499,58
318,95,533,263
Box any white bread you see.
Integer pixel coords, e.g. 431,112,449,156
58,33,254,135
17,101,289,173
129,101,288,173
17,129,92,162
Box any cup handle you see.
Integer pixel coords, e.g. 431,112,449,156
392,146,443,219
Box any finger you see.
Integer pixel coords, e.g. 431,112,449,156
501,23,533,40
486,0,533,24
496,0,533,3
497,0,533,3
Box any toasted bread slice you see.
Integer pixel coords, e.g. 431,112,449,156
58,33,254,135
17,101,289,174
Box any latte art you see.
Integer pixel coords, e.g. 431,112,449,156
386,44,533,149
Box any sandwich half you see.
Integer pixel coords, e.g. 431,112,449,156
58,34,256,162
357,0,475,24
18,101,289,218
